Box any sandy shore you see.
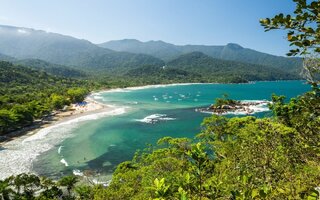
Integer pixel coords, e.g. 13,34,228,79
0,97,109,144
0,83,204,145
0,95,127,180
0,83,193,180
96,83,210,94
0,82,242,180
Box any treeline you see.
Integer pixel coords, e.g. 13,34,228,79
1,83,319,199
93,86,320,199
106,51,300,84
0,61,96,135
166,52,300,83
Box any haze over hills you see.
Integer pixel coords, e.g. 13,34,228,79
100,39,181,62
0,52,14,62
99,39,303,74
0,25,302,83
0,25,164,70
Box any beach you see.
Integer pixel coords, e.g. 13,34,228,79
0,84,193,180
0,82,304,180
0,95,126,180
0,97,108,144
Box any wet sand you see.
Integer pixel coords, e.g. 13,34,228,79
0,96,126,180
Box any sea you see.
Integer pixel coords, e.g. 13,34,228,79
21,81,310,180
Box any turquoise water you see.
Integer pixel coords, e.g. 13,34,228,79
33,81,310,178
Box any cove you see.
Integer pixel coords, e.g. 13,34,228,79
32,81,310,179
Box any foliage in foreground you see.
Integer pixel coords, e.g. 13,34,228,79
93,86,319,200
1,86,319,200
1,0,320,199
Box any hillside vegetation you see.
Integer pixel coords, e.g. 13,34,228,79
125,52,300,84
0,25,164,70
0,25,302,82
0,85,318,199
0,61,97,135
167,52,299,82
99,39,303,75
13,59,88,78
0,0,319,198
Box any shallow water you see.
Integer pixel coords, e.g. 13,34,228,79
32,81,310,179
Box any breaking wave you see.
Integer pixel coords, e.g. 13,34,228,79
0,107,126,180
135,114,176,124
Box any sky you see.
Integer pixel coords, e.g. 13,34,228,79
0,0,297,56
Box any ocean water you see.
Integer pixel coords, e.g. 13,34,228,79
32,81,310,179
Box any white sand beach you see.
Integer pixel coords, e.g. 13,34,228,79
0,96,126,180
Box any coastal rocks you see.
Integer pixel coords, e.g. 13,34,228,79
196,100,271,115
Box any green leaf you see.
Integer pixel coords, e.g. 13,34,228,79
251,189,259,198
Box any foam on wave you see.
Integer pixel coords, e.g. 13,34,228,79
58,146,63,154
0,107,126,180
60,158,69,167
136,114,176,124
73,169,84,176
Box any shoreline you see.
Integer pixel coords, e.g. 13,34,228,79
2,80,292,145
92,83,225,96
93,83,211,94
0,95,127,180
91,80,306,95
195,100,271,115
0,83,203,180
0,80,305,180
0,96,109,145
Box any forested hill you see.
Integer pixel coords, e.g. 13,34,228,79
99,39,303,74
0,25,164,70
76,51,164,72
13,59,87,78
166,52,299,82
0,25,303,84
0,61,97,135
123,52,299,84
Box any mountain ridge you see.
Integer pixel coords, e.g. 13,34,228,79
124,52,300,84
0,25,164,71
0,25,303,82
99,39,303,74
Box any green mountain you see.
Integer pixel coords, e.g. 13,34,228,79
166,52,299,82
0,25,302,82
125,65,201,84
13,59,87,78
0,52,88,79
99,39,303,75
101,39,181,61
0,25,110,64
76,51,164,73
125,52,299,83
0,25,164,71
0,61,94,134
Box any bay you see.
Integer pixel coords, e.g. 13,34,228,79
33,81,310,179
